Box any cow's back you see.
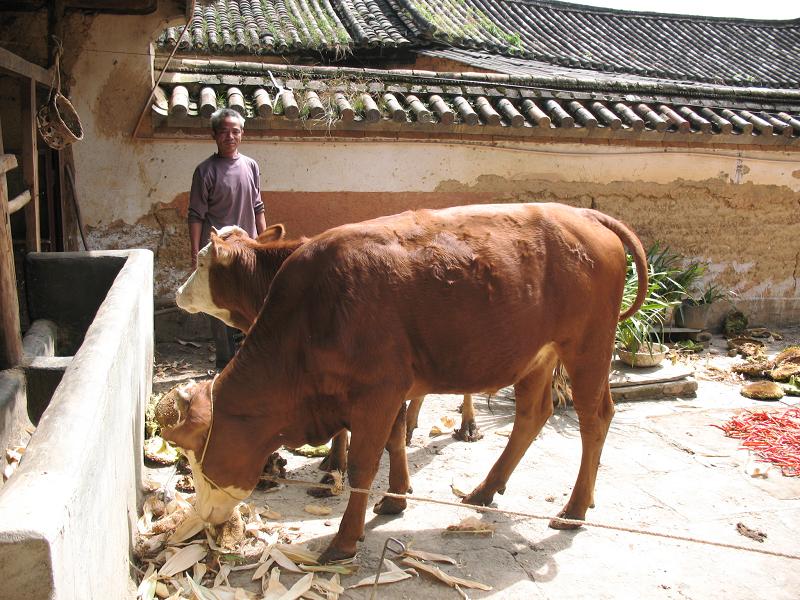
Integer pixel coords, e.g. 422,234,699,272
255,203,628,395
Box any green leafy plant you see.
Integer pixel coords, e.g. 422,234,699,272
686,282,730,306
616,257,673,354
646,243,706,305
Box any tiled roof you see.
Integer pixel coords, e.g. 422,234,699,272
158,1,800,90
158,0,414,54
401,0,800,89
150,60,800,146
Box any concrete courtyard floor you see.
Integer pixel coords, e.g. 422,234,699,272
148,328,800,599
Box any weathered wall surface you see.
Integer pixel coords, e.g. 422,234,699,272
34,4,800,323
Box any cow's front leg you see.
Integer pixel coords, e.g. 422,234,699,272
309,430,349,498
374,404,411,515
319,396,403,564
453,394,483,442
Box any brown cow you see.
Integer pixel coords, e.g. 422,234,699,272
176,225,483,448
162,202,647,563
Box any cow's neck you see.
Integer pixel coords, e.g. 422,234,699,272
250,240,304,312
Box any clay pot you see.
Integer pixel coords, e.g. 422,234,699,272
616,343,668,368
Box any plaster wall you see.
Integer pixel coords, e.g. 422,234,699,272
59,6,800,323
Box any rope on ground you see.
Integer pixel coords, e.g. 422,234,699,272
261,475,800,562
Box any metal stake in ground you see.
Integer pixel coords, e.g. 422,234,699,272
370,537,406,600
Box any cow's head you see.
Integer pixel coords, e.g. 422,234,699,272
160,379,261,524
176,224,286,330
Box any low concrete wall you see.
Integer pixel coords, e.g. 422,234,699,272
0,250,153,600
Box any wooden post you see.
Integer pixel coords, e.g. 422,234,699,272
21,77,41,252
0,119,23,369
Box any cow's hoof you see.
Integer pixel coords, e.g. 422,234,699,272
307,473,337,498
453,422,483,442
548,509,584,530
462,488,495,507
318,546,357,565
373,496,407,515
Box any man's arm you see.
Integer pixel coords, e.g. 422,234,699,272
188,165,208,269
189,221,203,269
255,210,267,235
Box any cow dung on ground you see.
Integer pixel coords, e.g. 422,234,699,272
740,381,784,400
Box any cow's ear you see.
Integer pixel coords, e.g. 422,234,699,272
211,235,235,266
258,224,286,243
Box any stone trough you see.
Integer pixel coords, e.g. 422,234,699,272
0,250,153,600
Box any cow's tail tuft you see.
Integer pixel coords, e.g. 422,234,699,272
585,210,648,322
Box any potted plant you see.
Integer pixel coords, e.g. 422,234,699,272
645,243,706,325
647,242,707,325
615,257,672,367
676,283,729,330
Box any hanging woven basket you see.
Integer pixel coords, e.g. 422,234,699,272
36,92,84,150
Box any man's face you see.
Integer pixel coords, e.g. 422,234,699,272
213,116,243,158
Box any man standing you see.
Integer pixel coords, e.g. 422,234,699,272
188,107,267,370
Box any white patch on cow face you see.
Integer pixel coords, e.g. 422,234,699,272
185,450,251,525
176,243,236,326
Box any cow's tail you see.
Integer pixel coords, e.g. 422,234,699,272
586,210,648,322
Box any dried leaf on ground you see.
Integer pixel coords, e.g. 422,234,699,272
214,564,232,587
262,568,288,599
403,548,457,564
134,533,167,559
299,564,356,575
274,544,319,565
252,558,274,580
269,547,304,573
401,556,492,591
304,504,332,516
159,543,207,577
169,508,205,543
312,573,343,598
136,564,157,600
276,572,313,600
348,563,414,588
443,516,495,535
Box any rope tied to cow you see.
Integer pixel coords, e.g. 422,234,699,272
258,474,800,562
195,376,250,502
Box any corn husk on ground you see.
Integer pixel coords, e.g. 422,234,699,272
134,485,359,600
135,482,494,598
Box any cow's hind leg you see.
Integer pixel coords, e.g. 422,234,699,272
453,394,483,442
549,349,615,529
404,396,424,446
374,404,411,515
309,430,349,498
463,352,557,507
319,391,406,564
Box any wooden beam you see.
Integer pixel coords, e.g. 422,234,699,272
21,78,41,252
0,154,18,175
8,190,31,215
0,46,52,86
0,119,23,369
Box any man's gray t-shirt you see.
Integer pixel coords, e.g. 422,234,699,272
188,153,265,245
